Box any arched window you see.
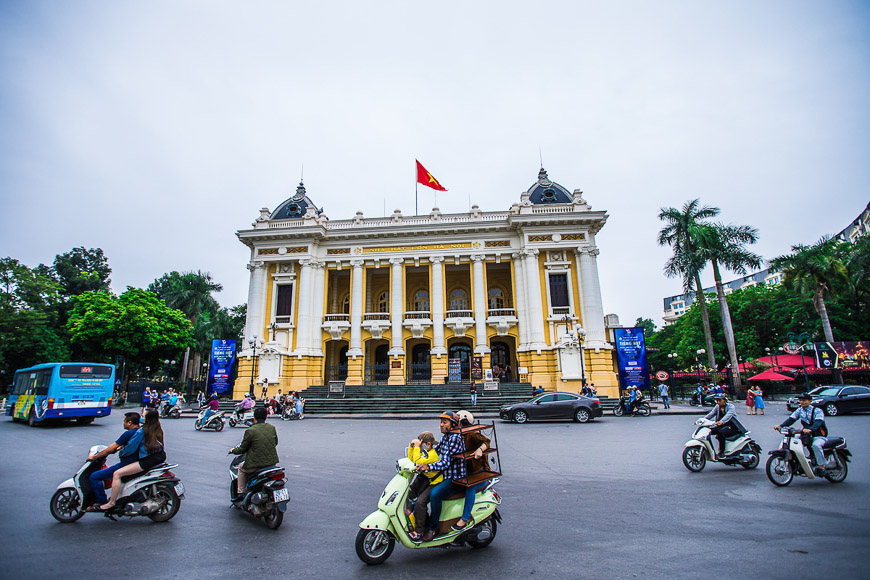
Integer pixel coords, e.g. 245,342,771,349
413,290,430,312
488,287,505,310
342,294,350,314
449,288,468,311
377,291,389,313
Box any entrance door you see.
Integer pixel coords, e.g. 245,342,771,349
491,341,512,380
409,343,431,384
448,343,472,382
373,344,389,383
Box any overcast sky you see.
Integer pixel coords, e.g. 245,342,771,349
2,1,868,328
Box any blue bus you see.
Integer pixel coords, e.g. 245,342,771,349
6,363,115,426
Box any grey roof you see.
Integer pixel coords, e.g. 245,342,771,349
271,182,322,220
526,168,573,205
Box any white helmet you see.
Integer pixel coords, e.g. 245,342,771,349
456,410,475,426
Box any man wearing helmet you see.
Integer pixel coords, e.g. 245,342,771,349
703,393,739,459
416,411,467,542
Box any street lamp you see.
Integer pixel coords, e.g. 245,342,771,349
164,359,176,382
577,327,587,388
667,352,679,399
201,361,208,391
695,349,706,377
248,334,265,392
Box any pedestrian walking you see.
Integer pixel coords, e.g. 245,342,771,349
470,383,478,407
659,383,670,409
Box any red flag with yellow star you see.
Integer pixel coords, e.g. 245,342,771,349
416,160,447,191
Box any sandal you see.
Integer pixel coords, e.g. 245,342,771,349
86,504,107,513
408,531,422,542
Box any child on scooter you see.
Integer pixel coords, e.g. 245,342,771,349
406,431,443,541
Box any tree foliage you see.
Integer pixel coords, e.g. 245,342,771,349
67,288,194,376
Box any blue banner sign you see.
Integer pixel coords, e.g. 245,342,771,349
207,339,237,395
448,358,462,383
614,327,651,391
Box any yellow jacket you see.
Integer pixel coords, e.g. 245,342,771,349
408,446,444,485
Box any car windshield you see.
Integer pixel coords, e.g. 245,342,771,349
815,388,840,397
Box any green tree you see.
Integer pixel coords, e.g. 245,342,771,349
67,288,193,385
770,236,848,344
695,222,762,390
634,317,656,337
658,199,719,370
0,258,69,379
48,247,112,297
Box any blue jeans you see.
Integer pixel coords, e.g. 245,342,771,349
461,481,487,521
89,462,123,504
203,409,215,421
471,393,477,406
428,479,461,530
662,395,670,408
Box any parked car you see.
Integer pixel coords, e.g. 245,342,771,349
500,392,603,424
786,385,870,416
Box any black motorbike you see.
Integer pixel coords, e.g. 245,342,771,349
690,392,717,407
228,453,290,529
613,396,651,417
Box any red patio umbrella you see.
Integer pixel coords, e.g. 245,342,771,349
748,369,795,381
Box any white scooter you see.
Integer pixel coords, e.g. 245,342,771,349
50,444,185,523
228,407,254,427
682,418,761,472
766,426,851,486
194,408,227,431
355,456,502,565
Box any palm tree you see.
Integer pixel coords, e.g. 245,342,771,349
695,223,762,391
658,199,718,370
770,236,848,345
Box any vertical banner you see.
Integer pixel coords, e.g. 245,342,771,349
471,356,483,380
614,327,651,391
207,339,237,395
448,358,462,383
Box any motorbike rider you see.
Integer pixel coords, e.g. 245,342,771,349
774,392,829,476
704,393,741,459
454,410,490,532
229,407,278,499
85,412,143,511
202,393,220,421
416,411,467,542
164,390,179,417
235,393,254,420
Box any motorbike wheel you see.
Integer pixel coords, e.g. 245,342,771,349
170,409,181,419
264,506,284,529
741,448,760,470
355,528,395,565
50,487,84,523
766,455,793,486
613,405,624,417
148,485,181,522
682,446,706,472
689,398,698,407
215,419,225,432
467,516,498,549
244,419,254,427
825,452,848,483
638,403,651,417
229,418,237,427
513,410,528,424
574,408,591,423
194,419,203,431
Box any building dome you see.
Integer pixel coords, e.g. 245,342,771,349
271,182,322,220
526,168,572,204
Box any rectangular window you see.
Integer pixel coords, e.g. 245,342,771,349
276,285,293,317
549,274,569,307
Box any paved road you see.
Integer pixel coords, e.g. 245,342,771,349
1,411,868,579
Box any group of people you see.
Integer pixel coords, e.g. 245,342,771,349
405,410,492,542
85,409,166,512
581,384,597,397
490,364,512,383
141,386,185,417
745,385,766,415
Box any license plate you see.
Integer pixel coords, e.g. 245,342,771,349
273,488,289,502
76,401,87,406
174,482,185,496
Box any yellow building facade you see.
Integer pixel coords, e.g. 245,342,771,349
234,169,619,398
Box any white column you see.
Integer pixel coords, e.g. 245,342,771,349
430,256,447,356
294,259,313,353
524,249,547,349
512,252,529,350
471,254,490,354
309,260,326,356
244,261,268,347
389,257,405,356
576,246,607,347
348,259,364,357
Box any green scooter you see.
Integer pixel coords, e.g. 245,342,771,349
355,457,502,565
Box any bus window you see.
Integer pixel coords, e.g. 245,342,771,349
35,369,52,396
